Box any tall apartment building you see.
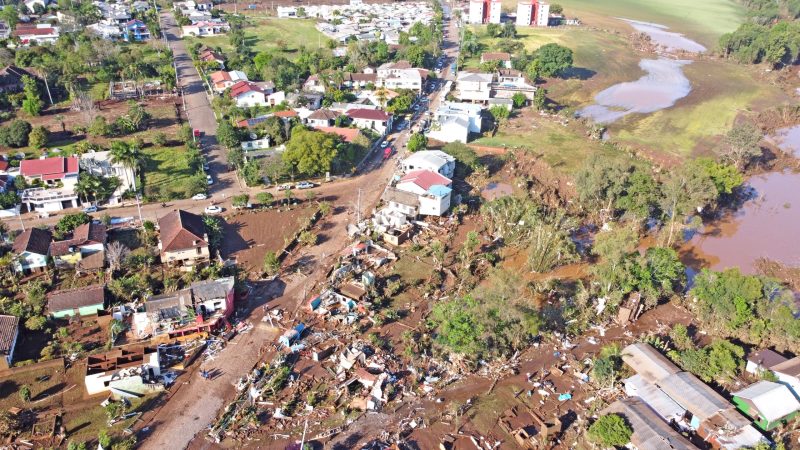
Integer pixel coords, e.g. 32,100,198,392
516,0,549,26
468,0,502,24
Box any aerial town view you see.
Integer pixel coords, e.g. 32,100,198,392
0,0,799,448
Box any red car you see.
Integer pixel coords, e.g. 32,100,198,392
383,147,393,160
193,129,202,138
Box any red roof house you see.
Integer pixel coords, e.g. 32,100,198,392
396,169,452,194
20,156,79,182
317,127,362,143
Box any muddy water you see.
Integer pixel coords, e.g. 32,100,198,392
771,125,800,157
620,19,707,53
578,58,692,123
686,171,800,273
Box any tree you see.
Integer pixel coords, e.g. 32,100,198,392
88,116,111,137
511,92,527,108
501,21,517,38
0,120,31,147
0,5,18,28
263,251,280,276
615,169,660,218
486,23,501,37
152,132,168,146
106,241,130,272
533,43,573,77
659,162,717,246
282,127,339,175
109,141,142,196
232,194,250,208
406,132,427,152
28,126,48,149
690,268,763,332
217,120,241,149
55,212,90,239
298,230,317,247
25,315,46,331
242,160,261,186
721,123,762,169
591,223,639,295
550,3,563,14
19,385,31,403
257,191,274,206
696,158,743,195
587,414,632,447
21,75,42,116
489,105,509,122
532,87,547,110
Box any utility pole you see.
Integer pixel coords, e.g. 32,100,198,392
356,188,362,223
299,419,308,450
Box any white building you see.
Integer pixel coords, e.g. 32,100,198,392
395,169,453,217
277,6,299,18
401,150,455,179
85,347,162,396
346,108,392,135
771,357,800,398
12,24,60,45
182,20,230,37
375,61,426,92
468,0,484,24
210,70,248,93
20,156,80,212
79,151,136,205
241,137,271,151
455,71,493,103
516,0,549,26
427,101,483,143
488,0,502,24
229,81,265,107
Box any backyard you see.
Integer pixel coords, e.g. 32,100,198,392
141,144,206,201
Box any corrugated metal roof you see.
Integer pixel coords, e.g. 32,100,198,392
622,342,681,384
624,374,686,421
603,397,697,450
659,372,730,421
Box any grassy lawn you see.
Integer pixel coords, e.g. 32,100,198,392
141,145,204,200
185,18,325,58
519,0,746,48
474,115,630,174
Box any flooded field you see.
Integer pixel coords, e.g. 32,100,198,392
686,125,800,273
621,19,708,53
577,58,692,123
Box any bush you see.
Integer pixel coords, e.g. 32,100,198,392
18,385,31,402
152,132,168,146
28,126,48,149
298,230,317,247
256,192,274,206
0,120,32,147
263,251,280,276
588,414,632,447
232,194,250,208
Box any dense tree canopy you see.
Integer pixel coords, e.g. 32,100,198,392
282,127,340,175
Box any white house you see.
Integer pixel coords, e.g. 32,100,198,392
375,61,426,92
12,24,60,45
401,150,456,178
428,101,483,143
12,227,52,274
277,6,299,18
307,108,341,128
745,349,788,376
210,70,248,93
396,169,453,217
182,20,230,37
771,357,800,398
79,150,136,205
455,71,493,103
428,116,470,143
480,52,512,69
229,81,265,107
20,156,80,212
241,136,271,151
347,108,392,135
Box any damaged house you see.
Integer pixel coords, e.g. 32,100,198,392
85,346,162,396
133,277,235,340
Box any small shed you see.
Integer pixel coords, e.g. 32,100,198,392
732,381,800,430
745,349,788,376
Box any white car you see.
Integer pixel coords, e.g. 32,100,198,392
206,175,214,185
381,141,389,148
277,183,293,191
192,193,208,200
296,181,315,189
82,205,98,213
204,205,222,215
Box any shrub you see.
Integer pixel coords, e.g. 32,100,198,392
588,414,632,447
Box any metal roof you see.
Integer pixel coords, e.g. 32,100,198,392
622,342,681,384
603,397,697,450
733,381,800,422
659,372,730,421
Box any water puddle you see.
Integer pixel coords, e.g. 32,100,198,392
686,171,800,273
771,125,800,158
577,58,692,123
620,19,707,53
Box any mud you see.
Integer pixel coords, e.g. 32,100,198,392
620,19,707,53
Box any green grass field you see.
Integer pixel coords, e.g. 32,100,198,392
185,18,325,58
141,145,204,200
509,0,746,48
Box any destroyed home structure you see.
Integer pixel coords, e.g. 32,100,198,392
19,156,80,212
49,221,107,268
85,347,162,396
12,227,52,274
0,315,19,369
133,277,235,339
603,397,696,450
621,343,767,449
47,284,106,318
732,381,800,431
157,210,210,267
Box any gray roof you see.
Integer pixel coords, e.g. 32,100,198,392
733,380,800,422
772,356,800,377
659,372,730,421
622,342,681,384
747,349,788,369
603,397,696,450
624,374,685,421
382,186,419,208
191,277,234,302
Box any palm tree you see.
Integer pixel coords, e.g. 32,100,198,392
75,176,92,204
109,141,141,194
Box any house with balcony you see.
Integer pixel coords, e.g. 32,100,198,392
80,150,136,205
395,169,453,216
427,102,484,143
455,71,493,103
158,210,210,267
12,227,51,274
455,69,537,104
375,61,427,92
182,20,230,37
20,156,80,212
49,221,107,269
123,19,150,41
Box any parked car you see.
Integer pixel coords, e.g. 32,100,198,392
296,181,315,189
202,159,209,170
206,175,214,185
82,205,98,213
381,141,389,148
192,193,208,200
204,205,222,215
193,129,202,138
277,183,293,191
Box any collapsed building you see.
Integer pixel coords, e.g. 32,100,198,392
85,346,163,396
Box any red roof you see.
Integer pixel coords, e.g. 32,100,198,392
13,27,56,36
398,169,452,191
229,81,262,98
209,71,230,83
0,160,9,171
347,108,390,121
273,110,298,118
20,157,78,178
317,127,360,143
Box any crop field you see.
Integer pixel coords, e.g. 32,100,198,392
185,18,326,57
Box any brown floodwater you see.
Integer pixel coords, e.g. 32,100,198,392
686,170,800,274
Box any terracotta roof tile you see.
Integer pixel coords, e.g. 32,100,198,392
0,315,18,357
158,210,208,253
398,169,452,191
347,108,390,121
12,228,52,256
49,222,107,256
20,156,78,178
47,284,106,313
